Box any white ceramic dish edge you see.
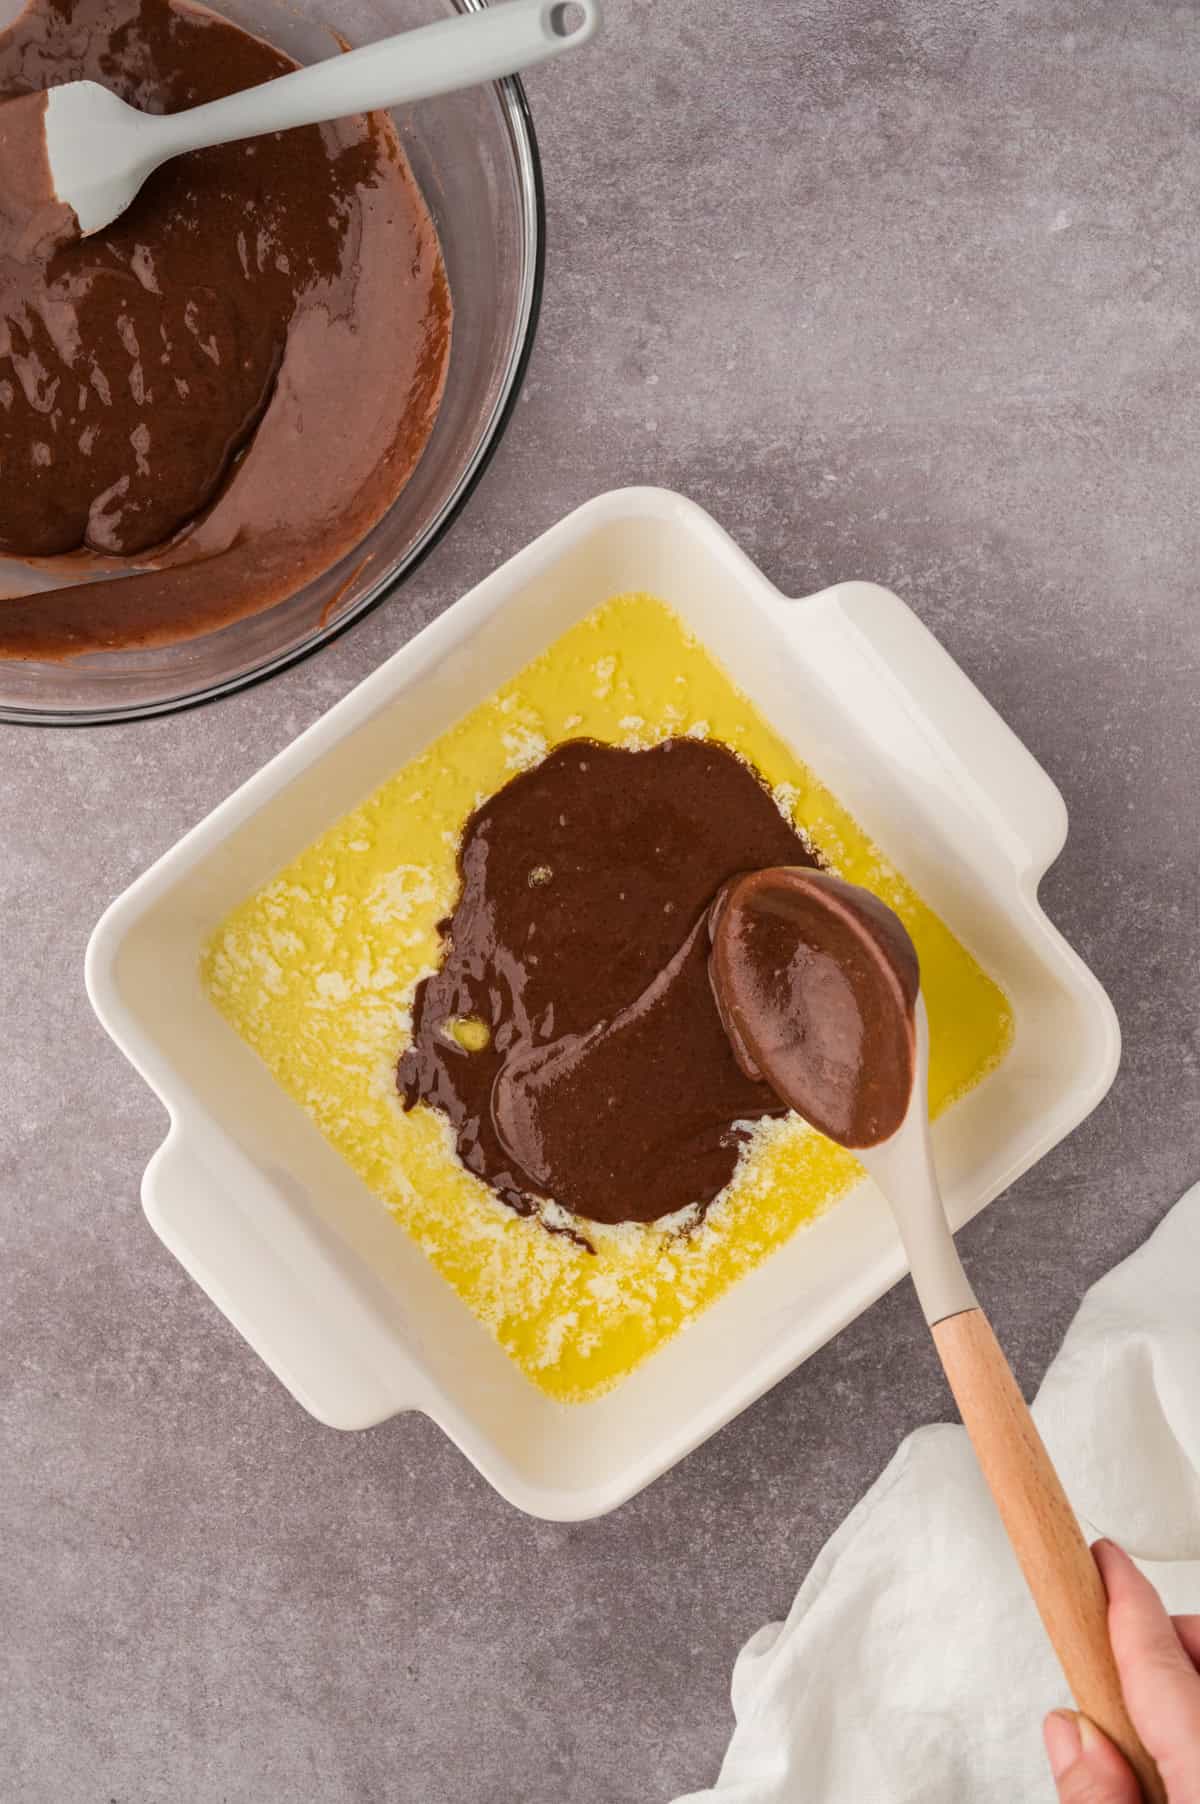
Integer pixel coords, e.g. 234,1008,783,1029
85,486,1120,1519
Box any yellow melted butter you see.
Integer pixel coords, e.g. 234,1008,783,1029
204,594,1012,1402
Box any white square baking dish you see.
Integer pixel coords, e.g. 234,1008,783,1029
86,487,1119,1520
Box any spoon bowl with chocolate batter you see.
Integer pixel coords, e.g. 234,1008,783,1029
710,867,1165,1804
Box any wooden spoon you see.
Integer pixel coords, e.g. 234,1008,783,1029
709,866,1164,1804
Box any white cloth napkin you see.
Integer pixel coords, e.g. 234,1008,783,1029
675,1183,1200,1804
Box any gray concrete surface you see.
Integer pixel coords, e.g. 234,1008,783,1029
4,0,1200,1797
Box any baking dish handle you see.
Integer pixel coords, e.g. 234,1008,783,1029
143,1127,427,1430
784,580,1069,886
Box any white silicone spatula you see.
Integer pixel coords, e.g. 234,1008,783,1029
38,0,599,237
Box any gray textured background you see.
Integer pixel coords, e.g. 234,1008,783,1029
4,0,1200,1798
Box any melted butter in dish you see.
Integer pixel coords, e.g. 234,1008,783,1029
0,0,450,657
204,594,1013,1401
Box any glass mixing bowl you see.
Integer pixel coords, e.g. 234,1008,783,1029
0,0,543,724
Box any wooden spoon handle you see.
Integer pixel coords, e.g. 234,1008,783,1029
932,1307,1166,1803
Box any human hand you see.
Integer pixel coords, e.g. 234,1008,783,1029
1044,1540,1200,1803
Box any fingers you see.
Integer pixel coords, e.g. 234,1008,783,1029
1174,1616,1200,1671
1044,1710,1143,1804
1094,1539,1200,1799
1041,1547,1200,1803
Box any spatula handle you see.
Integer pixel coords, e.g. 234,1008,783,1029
932,1307,1166,1804
155,0,600,158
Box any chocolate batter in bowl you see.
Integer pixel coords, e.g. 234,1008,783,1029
0,0,543,722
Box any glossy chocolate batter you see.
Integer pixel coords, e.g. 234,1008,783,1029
709,867,920,1148
0,90,75,260
397,738,823,1229
0,0,450,656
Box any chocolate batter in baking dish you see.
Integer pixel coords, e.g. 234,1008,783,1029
398,737,826,1230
